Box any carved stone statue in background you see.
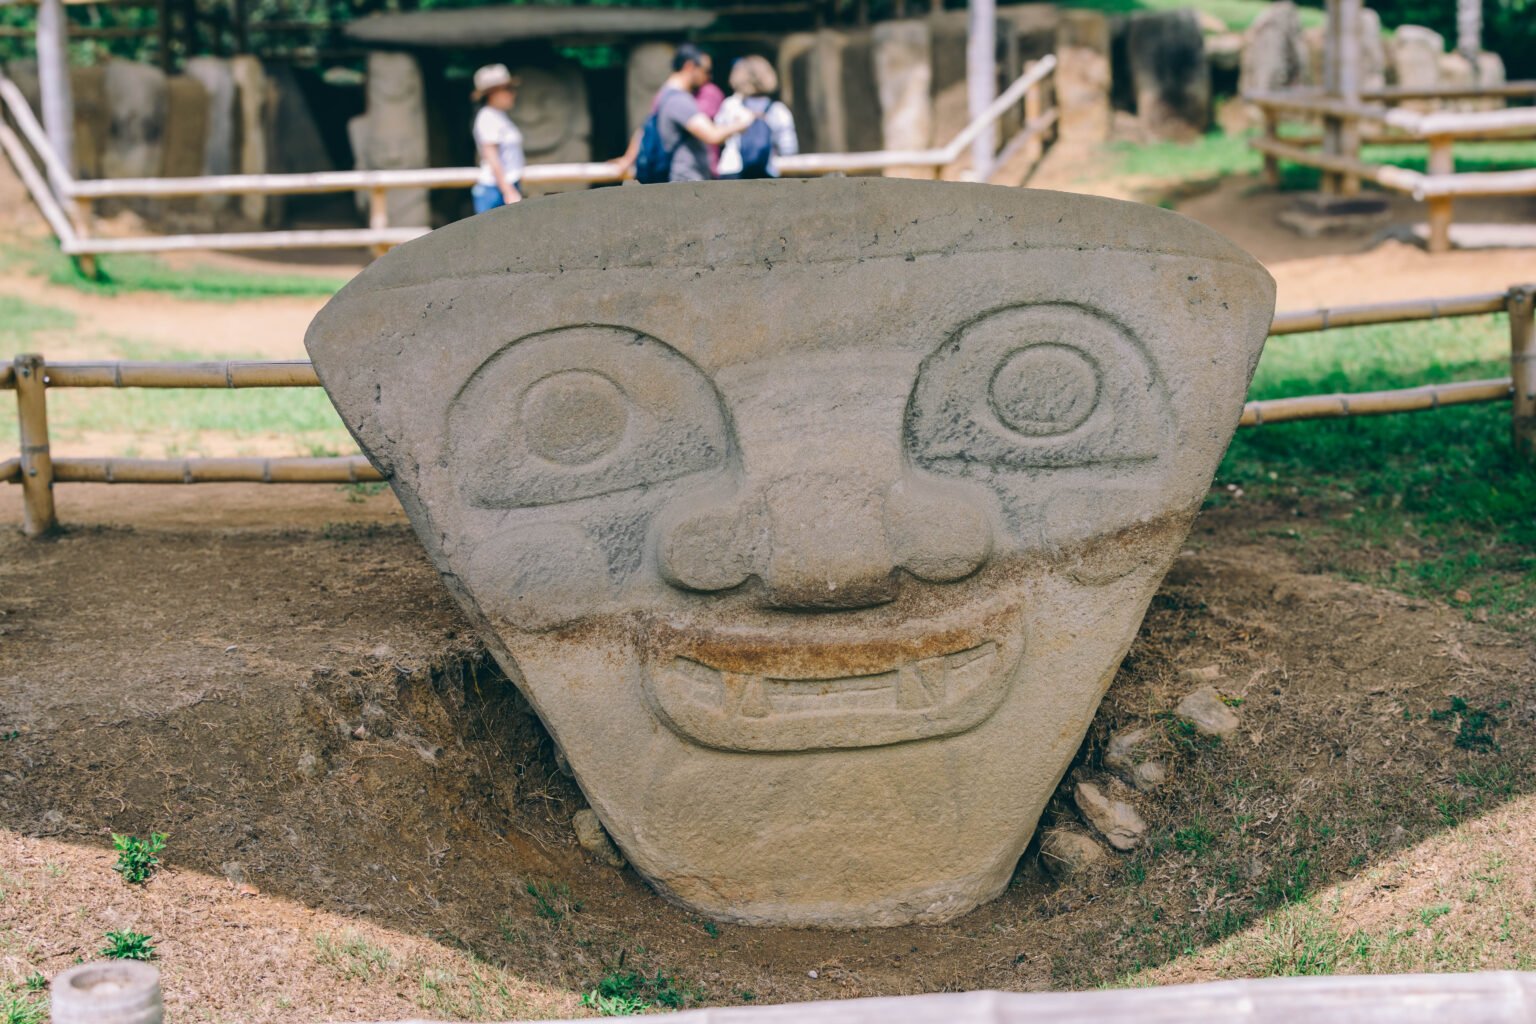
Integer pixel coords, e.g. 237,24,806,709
306,180,1275,927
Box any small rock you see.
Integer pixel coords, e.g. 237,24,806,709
350,724,368,741
1176,685,1240,738
1104,727,1154,772
1453,589,1472,604
221,860,247,887
1038,826,1109,878
573,809,625,870
296,750,322,778
807,970,819,979
1073,780,1148,851
1131,760,1167,792
1180,664,1222,683
368,643,396,662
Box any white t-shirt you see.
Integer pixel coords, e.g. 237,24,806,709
473,106,525,187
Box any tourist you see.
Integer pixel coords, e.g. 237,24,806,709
470,63,525,213
612,44,752,183
715,56,798,180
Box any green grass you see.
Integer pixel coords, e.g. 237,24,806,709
0,295,76,345
0,336,353,456
579,969,700,1016
100,930,157,961
0,239,347,301
1218,314,1536,621
1059,0,1324,31
0,993,46,1024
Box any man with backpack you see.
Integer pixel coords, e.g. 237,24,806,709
614,44,754,184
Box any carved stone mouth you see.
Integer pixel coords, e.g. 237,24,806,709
641,629,1021,752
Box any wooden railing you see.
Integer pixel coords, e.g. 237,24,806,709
5,283,1532,537
1246,80,1536,253
0,57,1057,266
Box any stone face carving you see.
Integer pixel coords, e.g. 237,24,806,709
101,59,167,181
1239,1,1304,96
350,51,429,228
1391,25,1445,92
509,62,592,192
306,179,1274,928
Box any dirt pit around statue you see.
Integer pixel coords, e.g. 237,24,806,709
2,483,1534,1022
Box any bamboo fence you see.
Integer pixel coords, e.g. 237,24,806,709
0,58,1058,267
5,284,1534,537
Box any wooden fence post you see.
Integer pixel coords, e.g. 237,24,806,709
1261,108,1280,187
1510,284,1536,465
14,353,57,537
1426,134,1454,253
368,186,390,260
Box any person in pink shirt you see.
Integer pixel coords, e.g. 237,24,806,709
694,78,725,177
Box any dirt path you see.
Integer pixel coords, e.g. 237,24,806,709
2,491,1533,1020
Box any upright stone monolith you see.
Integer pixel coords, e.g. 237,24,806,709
306,179,1275,928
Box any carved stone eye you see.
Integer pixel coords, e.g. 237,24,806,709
522,371,629,466
988,344,1101,437
450,326,731,509
905,303,1168,471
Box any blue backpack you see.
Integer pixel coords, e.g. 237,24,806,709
635,93,679,184
737,97,774,179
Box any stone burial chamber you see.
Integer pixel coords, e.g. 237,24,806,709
305,179,1275,928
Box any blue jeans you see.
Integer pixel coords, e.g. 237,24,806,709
471,182,521,214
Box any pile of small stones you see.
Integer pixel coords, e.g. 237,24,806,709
1038,667,1243,879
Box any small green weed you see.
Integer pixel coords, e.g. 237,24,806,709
1429,697,1501,752
579,968,699,1016
111,832,167,884
314,932,394,981
1173,822,1216,855
1,993,46,1024
22,974,45,992
1419,904,1452,926
100,930,157,961
525,880,581,922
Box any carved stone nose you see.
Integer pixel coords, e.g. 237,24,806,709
658,470,995,609
760,472,900,609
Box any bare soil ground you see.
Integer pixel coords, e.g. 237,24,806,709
3,154,1536,1020
2,484,1533,1021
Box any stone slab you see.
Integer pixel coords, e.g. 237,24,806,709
1054,10,1112,142
1126,10,1210,141
305,179,1275,928
873,20,933,176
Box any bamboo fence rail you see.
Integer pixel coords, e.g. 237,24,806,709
5,284,1534,537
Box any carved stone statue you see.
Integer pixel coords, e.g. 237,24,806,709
306,180,1275,927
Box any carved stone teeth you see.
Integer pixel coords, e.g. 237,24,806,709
897,655,949,710
721,671,771,719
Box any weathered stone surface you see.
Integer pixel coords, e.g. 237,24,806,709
1055,10,1112,142
626,42,674,137
1074,780,1148,851
230,56,272,224
1239,1,1304,96
306,179,1274,927
101,59,167,181
351,52,429,228
1127,10,1210,141
781,29,881,155
161,76,208,179
1359,7,1387,91
1391,25,1445,92
1038,826,1109,878
511,60,592,193
185,57,238,219
574,809,626,869
873,20,933,177
1104,726,1154,773
1177,685,1240,737
1131,760,1167,791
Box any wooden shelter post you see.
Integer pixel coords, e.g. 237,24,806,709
34,0,74,191
967,0,997,180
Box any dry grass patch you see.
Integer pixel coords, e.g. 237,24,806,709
0,830,580,1023
1141,792,1536,984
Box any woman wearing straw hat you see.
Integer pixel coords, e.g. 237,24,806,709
470,63,526,214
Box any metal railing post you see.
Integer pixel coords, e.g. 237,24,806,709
14,353,57,537
1510,284,1536,465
